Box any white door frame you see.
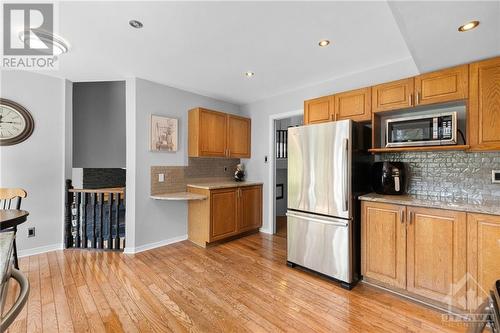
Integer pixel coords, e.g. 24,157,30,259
268,109,303,234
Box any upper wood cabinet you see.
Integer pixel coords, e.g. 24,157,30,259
372,78,414,112
361,202,407,289
414,65,468,106
227,115,251,158
189,107,251,158
468,57,500,151
467,213,500,310
406,207,467,309
304,95,334,124
334,87,371,122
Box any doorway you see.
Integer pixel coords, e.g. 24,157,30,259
273,115,303,238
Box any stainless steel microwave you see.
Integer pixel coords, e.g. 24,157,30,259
386,112,457,147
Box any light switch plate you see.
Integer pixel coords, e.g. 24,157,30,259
492,170,500,184
158,173,165,182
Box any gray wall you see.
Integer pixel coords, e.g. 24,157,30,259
73,81,126,168
241,57,419,233
0,71,71,255
125,78,241,251
379,151,500,204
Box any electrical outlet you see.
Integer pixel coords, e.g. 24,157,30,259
158,173,165,182
28,227,35,238
492,170,500,184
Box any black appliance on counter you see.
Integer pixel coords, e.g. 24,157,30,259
371,162,407,195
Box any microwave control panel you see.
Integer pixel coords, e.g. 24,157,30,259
440,115,453,139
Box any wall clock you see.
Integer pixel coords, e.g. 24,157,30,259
0,99,34,146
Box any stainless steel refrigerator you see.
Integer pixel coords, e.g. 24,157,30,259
286,119,372,289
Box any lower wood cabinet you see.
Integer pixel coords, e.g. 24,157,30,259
361,202,406,289
406,207,467,309
188,185,262,247
361,201,475,311
467,213,500,309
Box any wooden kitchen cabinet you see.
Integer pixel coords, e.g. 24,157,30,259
238,186,263,232
188,184,263,247
210,188,239,241
189,107,251,158
406,207,467,309
334,87,371,122
304,95,334,125
468,57,500,151
372,78,414,112
227,115,251,158
467,213,500,309
361,202,407,289
414,64,468,106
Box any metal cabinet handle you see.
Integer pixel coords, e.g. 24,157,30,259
1,269,30,331
416,92,420,105
409,211,414,224
409,94,412,106
400,209,404,224
342,138,349,211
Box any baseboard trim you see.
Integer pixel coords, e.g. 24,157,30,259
259,227,273,234
123,234,188,254
18,243,64,258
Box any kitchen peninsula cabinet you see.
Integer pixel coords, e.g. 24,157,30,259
187,183,262,247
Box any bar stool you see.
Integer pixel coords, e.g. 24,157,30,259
0,188,27,269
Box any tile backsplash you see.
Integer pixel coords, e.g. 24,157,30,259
151,158,240,195
379,151,500,204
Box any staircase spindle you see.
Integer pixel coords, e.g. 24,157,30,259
99,193,104,249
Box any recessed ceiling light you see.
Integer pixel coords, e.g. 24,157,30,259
244,71,255,77
129,20,143,29
318,40,330,47
18,30,69,55
458,20,479,32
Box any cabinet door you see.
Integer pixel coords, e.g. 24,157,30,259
334,87,371,122
199,109,227,157
469,57,500,151
372,78,414,112
467,213,500,310
210,188,238,241
238,186,262,232
361,202,407,289
304,96,334,125
227,115,251,158
406,207,467,309
414,65,468,106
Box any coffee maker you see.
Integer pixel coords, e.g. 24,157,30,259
371,162,407,195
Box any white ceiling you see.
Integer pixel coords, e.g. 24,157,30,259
46,1,500,104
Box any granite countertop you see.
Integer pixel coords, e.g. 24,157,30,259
150,192,207,201
187,180,263,190
359,193,500,216
0,232,14,284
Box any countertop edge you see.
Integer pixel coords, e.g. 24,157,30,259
186,181,263,190
359,193,500,216
150,192,208,201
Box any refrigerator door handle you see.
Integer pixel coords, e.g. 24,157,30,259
286,211,348,227
342,138,349,211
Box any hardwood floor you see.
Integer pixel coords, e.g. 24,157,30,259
275,216,287,238
3,233,466,333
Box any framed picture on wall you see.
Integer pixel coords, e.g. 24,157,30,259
276,184,284,199
150,115,178,152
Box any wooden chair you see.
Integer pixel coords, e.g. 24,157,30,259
0,188,27,269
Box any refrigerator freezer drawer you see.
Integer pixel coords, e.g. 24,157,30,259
286,211,351,283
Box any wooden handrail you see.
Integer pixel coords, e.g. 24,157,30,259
69,187,125,194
